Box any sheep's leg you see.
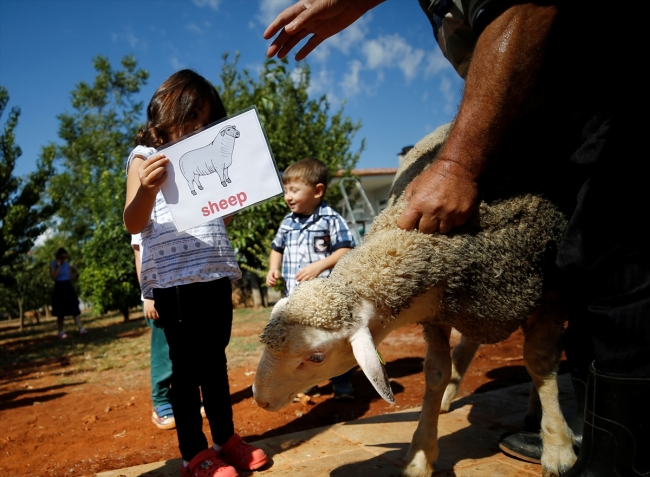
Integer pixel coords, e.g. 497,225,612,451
186,178,197,195
402,323,451,477
214,166,226,187
523,291,575,477
194,174,204,191
224,166,231,183
441,334,480,413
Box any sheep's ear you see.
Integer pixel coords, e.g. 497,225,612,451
350,327,394,404
220,129,226,136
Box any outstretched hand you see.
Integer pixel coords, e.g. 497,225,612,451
397,159,478,235
264,0,384,60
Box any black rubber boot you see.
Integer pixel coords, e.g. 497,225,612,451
561,363,650,476
499,370,587,464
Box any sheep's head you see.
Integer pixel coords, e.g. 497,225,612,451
254,280,395,411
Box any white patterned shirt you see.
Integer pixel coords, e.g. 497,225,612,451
127,146,241,299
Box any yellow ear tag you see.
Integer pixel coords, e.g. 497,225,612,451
376,348,386,366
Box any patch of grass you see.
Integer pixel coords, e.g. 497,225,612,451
0,308,271,382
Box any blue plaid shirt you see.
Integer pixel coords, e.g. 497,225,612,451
272,201,355,295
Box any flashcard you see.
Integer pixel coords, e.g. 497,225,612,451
158,107,282,231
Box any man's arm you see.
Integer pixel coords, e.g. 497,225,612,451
397,3,558,234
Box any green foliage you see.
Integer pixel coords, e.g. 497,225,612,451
79,218,140,320
0,87,56,285
217,54,364,274
48,55,148,242
47,56,148,315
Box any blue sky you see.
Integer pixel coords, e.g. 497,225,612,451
0,0,463,177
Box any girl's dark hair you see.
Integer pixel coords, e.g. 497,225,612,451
55,247,68,258
135,69,227,148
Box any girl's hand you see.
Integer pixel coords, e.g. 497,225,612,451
296,262,325,283
138,153,169,193
144,299,159,320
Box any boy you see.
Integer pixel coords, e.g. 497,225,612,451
266,157,356,398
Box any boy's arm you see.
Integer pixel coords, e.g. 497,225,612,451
133,244,159,320
266,249,283,287
295,247,351,283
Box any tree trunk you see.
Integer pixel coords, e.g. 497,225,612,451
18,298,24,330
249,273,264,309
121,307,130,322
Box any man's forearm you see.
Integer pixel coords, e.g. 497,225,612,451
440,3,558,179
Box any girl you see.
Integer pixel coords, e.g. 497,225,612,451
50,247,87,338
124,70,268,477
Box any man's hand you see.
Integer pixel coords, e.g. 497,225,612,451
397,159,478,234
144,299,159,320
266,269,280,287
296,262,325,283
264,0,384,60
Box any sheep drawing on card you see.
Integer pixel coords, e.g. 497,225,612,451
179,124,240,195
253,123,577,477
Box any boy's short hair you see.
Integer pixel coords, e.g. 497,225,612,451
283,158,329,192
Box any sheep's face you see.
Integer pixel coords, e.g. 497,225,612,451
253,320,357,411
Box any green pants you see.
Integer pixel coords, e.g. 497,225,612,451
147,317,173,408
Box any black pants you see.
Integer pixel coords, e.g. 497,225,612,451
557,108,650,377
153,278,235,461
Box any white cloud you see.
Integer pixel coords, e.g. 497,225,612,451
111,29,148,52
424,49,450,77
439,75,456,114
187,23,203,35
193,0,221,11
361,34,425,80
258,0,294,27
170,57,184,70
340,59,363,97
307,67,334,96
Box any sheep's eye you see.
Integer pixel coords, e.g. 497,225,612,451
307,354,325,363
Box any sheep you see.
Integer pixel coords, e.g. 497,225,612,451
179,124,240,194
253,123,577,477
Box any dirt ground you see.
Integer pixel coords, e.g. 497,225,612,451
0,315,566,477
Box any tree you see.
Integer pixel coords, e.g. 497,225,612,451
47,56,148,316
0,87,56,285
217,55,364,291
79,217,140,321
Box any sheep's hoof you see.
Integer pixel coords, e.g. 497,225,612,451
198,185,204,190
226,178,232,183
221,181,227,187
191,190,197,196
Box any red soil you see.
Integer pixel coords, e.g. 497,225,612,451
0,324,562,477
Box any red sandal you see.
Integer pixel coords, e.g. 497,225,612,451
181,448,238,477
220,433,268,471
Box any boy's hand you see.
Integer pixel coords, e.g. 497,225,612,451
139,153,169,193
144,299,159,320
296,262,325,283
266,269,280,287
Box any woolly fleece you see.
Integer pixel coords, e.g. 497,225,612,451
261,124,567,347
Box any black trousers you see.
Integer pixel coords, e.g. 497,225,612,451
557,108,650,377
153,278,235,461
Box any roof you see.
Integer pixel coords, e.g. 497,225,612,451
336,168,398,177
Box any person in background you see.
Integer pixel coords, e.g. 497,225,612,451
266,157,356,399
50,247,87,339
